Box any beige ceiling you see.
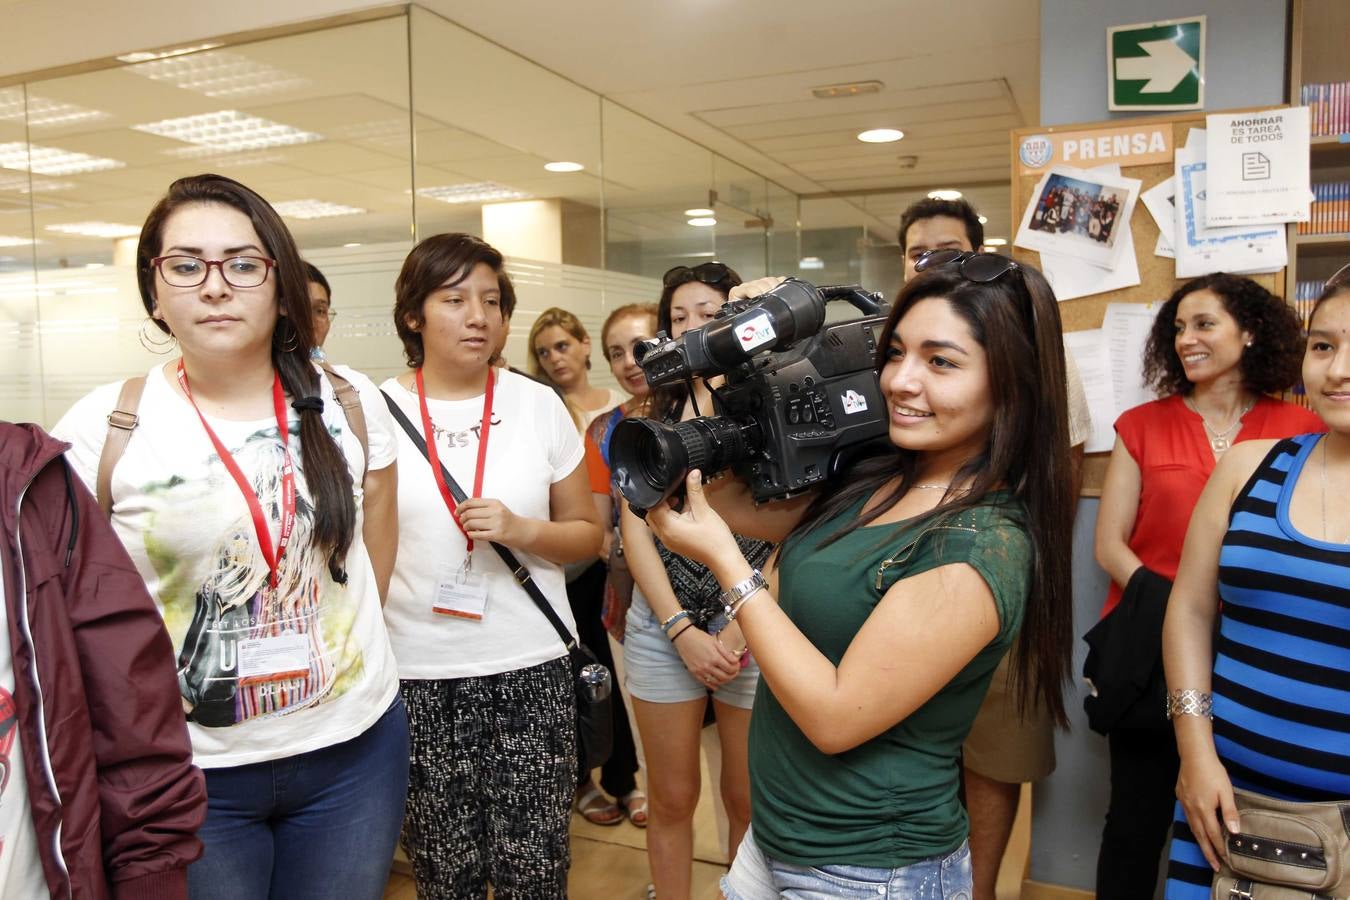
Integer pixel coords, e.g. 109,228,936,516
0,0,1036,265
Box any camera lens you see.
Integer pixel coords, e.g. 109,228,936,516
611,415,762,511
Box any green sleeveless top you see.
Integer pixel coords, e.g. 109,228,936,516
748,494,1032,868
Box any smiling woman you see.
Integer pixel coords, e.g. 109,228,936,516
1091,272,1325,898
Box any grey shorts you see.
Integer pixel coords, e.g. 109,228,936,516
622,588,759,710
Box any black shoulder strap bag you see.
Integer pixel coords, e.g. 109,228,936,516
381,389,613,771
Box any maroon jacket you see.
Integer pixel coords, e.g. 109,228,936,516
0,423,205,899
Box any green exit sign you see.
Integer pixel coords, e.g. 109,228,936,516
1108,16,1205,111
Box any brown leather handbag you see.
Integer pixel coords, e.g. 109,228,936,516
1211,788,1350,899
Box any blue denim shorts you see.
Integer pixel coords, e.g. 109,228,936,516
623,588,758,710
722,825,973,900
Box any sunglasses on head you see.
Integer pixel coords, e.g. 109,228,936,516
1328,261,1350,289
662,261,732,287
913,248,1020,283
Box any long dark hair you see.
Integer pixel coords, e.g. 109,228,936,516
136,173,356,583
784,263,1076,726
648,263,742,422
1142,273,1305,396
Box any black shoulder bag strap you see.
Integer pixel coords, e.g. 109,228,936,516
380,388,577,651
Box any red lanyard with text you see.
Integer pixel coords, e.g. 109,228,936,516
177,361,297,591
416,367,494,553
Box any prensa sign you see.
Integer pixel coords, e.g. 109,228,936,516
1016,124,1173,175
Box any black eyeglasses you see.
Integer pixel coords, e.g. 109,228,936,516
662,261,733,287
913,248,1020,283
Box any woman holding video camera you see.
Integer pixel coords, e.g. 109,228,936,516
644,250,1075,898
619,262,772,898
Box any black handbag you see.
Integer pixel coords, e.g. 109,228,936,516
381,390,614,771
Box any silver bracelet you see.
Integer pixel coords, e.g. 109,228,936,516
721,570,766,621
1165,689,1213,720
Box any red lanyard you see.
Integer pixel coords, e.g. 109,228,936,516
416,367,494,552
177,361,297,591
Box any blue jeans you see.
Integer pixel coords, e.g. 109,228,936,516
188,696,410,900
722,825,973,899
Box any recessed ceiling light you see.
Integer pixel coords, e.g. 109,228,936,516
0,235,34,247
683,208,714,217
84,262,106,269
811,80,883,99
977,215,988,224
133,110,321,153
687,217,717,227
125,50,307,99
798,256,825,270
0,95,108,129
116,42,222,64
927,189,963,201
416,183,532,204
45,222,141,239
271,200,366,220
0,143,125,176
984,238,1008,247
544,161,584,173
343,242,362,248
857,128,904,143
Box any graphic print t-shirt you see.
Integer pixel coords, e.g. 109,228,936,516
0,563,51,896
381,370,585,678
54,363,400,768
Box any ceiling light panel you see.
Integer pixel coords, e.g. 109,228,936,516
126,51,309,99
0,173,75,193
116,42,223,64
133,110,322,153
416,183,532,204
272,199,367,220
0,95,109,129
45,222,141,239
0,143,125,176
0,236,34,247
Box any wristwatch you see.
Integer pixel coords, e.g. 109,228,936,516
721,570,766,621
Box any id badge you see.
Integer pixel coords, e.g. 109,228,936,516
433,562,489,620
237,632,310,685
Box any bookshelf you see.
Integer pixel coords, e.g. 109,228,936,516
1287,0,1350,303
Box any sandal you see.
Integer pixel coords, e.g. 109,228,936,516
619,789,648,828
575,783,623,826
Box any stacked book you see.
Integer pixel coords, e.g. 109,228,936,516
1297,182,1350,235
1302,82,1350,136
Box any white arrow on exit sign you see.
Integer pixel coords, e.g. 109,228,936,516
1115,39,1196,93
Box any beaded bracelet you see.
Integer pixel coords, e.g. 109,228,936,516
1165,689,1213,720
660,610,690,635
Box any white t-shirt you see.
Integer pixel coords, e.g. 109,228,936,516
0,574,47,897
381,370,584,679
53,363,400,769
578,388,625,430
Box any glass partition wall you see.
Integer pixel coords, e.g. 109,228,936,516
0,6,929,424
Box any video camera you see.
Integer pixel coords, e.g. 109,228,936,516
611,277,891,513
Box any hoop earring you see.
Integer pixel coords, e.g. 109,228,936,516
139,319,177,354
274,317,300,353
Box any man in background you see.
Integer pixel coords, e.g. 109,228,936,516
304,261,335,362
899,196,1091,900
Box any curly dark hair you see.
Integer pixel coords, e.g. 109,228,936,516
1141,273,1305,397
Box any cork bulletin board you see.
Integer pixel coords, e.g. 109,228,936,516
1008,107,1286,494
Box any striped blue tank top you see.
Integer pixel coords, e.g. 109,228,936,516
1166,433,1350,897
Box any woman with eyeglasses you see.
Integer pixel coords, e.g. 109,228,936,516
380,233,603,898
641,249,1075,898
619,262,773,898
1090,273,1323,898
529,307,625,428
1161,270,1350,897
52,174,408,900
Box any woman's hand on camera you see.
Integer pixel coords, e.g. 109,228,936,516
673,626,740,686
646,471,738,573
1175,748,1239,872
457,497,529,546
728,276,787,304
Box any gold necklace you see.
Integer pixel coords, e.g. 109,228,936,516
1186,395,1255,453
